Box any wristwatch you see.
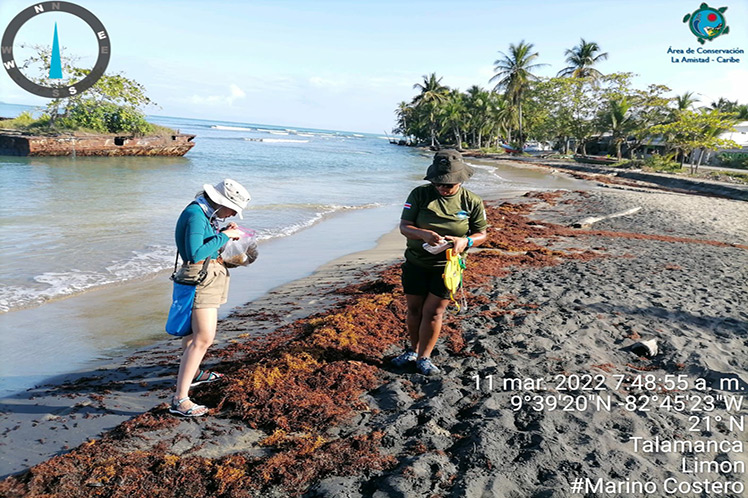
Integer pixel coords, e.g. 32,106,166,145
466,236,474,248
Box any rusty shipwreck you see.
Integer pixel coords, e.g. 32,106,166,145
0,130,196,156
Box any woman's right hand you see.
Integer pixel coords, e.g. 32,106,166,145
222,229,243,240
421,230,442,245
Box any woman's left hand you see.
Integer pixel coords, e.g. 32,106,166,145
445,236,469,254
222,222,238,231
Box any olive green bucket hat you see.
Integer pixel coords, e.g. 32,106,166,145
424,149,474,184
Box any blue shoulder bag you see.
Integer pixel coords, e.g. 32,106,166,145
165,253,211,336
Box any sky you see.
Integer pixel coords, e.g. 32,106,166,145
1,0,747,133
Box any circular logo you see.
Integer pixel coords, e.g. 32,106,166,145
1,2,111,98
683,4,730,44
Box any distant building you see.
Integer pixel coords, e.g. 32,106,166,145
719,121,748,150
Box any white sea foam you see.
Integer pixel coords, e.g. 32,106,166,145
243,138,309,143
0,204,383,313
0,245,175,313
106,245,176,279
253,203,382,240
211,125,255,132
467,161,509,181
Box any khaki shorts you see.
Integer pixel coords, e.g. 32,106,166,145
175,261,230,309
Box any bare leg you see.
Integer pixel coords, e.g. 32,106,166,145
417,293,450,359
174,307,218,409
405,294,426,351
181,333,193,350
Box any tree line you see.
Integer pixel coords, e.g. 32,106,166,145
393,39,746,168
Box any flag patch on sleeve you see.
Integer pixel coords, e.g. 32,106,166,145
403,202,412,209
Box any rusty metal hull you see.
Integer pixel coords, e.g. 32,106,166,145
0,132,196,156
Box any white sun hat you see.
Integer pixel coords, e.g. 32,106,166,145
203,179,251,218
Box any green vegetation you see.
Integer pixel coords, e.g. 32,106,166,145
1,45,172,136
557,38,609,81
490,40,546,150
649,110,739,173
717,152,748,169
394,40,745,174
643,154,682,172
708,170,748,182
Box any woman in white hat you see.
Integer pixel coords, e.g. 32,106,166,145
170,179,250,417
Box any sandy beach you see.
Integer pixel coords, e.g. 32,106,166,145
1,160,746,497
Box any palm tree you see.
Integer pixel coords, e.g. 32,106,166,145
465,86,491,148
394,101,412,136
708,98,747,121
736,104,748,121
602,97,635,160
490,41,546,148
675,91,699,111
487,92,512,148
557,38,608,81
412,73,450,148
439,90,467,149
709,98,738,113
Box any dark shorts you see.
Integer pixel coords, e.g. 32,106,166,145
401,260,452,299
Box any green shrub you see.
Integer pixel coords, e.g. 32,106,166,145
708,171,748,183
57,100,154,135
644,155,682,172
0,111,36,129
615,159,645,169
716,152,748,170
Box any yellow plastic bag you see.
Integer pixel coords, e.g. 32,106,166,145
442,248,466,313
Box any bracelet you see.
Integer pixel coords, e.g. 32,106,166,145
466,236,474,248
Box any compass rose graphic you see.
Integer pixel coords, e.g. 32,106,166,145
1,2,111,98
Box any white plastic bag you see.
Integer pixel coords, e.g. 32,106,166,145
222,228,258,267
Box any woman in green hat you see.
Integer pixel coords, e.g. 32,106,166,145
394,150,487,375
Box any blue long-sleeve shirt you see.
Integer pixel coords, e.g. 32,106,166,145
175,203,229,263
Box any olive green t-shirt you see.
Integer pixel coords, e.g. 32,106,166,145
401,184,488,268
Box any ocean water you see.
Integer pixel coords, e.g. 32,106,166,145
0,102,591,395
0,106,418,312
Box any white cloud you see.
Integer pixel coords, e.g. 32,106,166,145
228,84,246,102
189,83,246,106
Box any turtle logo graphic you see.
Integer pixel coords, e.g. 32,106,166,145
683,3,729,44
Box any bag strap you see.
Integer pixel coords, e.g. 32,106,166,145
170,250,212,283
196,255,211,282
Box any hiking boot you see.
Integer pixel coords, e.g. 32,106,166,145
416,357,441,376
391,350,417,367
